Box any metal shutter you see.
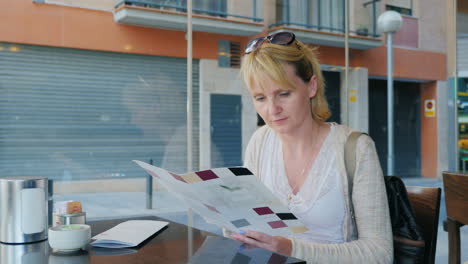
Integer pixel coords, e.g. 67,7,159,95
0,43,199,180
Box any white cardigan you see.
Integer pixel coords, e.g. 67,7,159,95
244,124,393,263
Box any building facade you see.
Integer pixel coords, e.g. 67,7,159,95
0,0,453,186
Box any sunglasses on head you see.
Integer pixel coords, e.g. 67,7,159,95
244,32,296,54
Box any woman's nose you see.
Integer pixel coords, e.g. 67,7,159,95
267,98,281,115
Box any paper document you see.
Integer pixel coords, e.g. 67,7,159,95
134,160,308,237
91,220,168,248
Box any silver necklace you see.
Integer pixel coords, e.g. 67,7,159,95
287,124,322,200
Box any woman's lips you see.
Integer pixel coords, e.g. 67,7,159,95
273,117,288,123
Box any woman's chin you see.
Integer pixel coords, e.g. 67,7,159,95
269,124,294,135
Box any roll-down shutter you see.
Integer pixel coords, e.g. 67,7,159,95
0,43,199,180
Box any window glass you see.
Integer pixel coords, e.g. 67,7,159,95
0,42,201,220
0,43,199,181
276,0,344,33
386,4,412,16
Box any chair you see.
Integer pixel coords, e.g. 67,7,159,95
406,186,441,264
443,172,468,264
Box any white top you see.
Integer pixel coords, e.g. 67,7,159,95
257,123,345,243
244,124,393,263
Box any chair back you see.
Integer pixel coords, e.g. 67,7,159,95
406,186,441,264
443,172,468,224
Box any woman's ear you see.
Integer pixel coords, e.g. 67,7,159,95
308,75,318,98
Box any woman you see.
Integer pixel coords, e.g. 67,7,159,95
231,32,393,263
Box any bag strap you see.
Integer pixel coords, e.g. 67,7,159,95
344,131,366,227
344,131,366,192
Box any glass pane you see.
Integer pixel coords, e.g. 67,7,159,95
0,43,199,180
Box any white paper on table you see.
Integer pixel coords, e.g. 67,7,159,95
91,220,168,248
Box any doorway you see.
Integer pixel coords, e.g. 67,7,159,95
210,94,242,168
369,79,421,177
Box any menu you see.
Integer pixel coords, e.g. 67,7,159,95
134,160,307,237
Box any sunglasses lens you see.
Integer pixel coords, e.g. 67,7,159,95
244,32,295,54
245,37,265,54
270,32,295,45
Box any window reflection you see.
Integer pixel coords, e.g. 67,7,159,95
0,43,199,181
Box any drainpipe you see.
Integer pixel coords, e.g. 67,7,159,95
186,0,193,258
187,0,193,173
344,0,349,126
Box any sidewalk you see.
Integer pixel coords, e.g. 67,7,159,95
56,177,467,264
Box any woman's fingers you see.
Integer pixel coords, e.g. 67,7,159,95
232,230,292,255
239,235,266,248
243,230,272,242
232,230,276,251
239,243,253,251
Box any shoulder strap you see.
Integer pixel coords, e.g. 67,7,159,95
344,131,365,191
344,131,366,226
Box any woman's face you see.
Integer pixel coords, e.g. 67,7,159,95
250,64,317,135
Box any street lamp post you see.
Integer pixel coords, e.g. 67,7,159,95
377,11,402,176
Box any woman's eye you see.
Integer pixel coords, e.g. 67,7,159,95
254,96,265,101
279,91,290,97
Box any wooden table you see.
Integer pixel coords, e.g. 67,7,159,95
0,215,305,264
443,172,468,264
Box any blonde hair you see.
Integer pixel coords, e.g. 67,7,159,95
240,39,331,121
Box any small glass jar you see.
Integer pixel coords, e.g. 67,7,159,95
52,212,86,226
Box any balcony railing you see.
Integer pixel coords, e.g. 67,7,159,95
115,0,263,23
271,0,381,38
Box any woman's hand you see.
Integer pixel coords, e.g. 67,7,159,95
232,230,292,256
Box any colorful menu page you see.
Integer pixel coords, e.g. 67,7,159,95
134,160,307,237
